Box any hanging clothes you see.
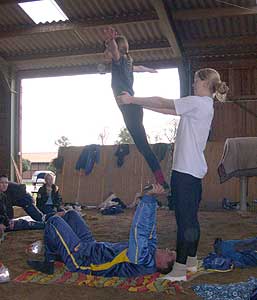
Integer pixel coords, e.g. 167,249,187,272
115,144,130,167
152,143,169,162
75,144,100,175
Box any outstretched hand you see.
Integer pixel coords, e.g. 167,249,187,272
104,27,117,42
149,68,158,73
116,92,134,105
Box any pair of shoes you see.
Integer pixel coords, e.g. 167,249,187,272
27,260,54,275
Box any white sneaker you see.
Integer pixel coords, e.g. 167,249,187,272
186,256,198,273
187,265,198,273
158,262,187,282
159,274,187,282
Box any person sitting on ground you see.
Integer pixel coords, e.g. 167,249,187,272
36,173,62,214
0,174,44,222
0,191,44,236
27,184,176,277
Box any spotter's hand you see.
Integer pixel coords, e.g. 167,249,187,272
116,92,134,105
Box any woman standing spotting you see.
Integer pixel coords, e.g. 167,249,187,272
118,68,229,281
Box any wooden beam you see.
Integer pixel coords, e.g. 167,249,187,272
17,58,180,79
151,0,181,57
0,11,158,39
4,40,170,61
173,6,257,21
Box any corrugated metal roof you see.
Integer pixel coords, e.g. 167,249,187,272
0,0,255,74
56,0,154,20
168,0,257,10
0,3,34,26
22,152,57,163
175,14,257,41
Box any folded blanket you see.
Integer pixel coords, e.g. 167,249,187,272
218,137,257,183
193,277,257,300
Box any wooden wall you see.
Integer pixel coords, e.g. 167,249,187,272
190,58,257,141
56,143,256,208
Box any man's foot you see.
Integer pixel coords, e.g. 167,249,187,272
159,262,187,282
27,260,54,275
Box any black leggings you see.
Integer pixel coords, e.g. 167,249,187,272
171,170,202,264
119,104,162,174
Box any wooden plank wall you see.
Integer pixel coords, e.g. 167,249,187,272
56,143,256,208
190,58,257,141
56,144,172,206
0,73,11,175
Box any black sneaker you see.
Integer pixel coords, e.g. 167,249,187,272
162,182,170,192
27,259,54,275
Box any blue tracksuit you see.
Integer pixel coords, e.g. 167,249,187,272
44,195,158,277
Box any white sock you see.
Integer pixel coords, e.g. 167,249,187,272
186,256,198,272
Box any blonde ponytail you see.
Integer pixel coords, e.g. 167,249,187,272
195,68,229,102
214,81,229,102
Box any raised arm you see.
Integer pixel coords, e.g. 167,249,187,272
104,27,120,62
127,194,157,265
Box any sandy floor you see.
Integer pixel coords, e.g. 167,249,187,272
0,208,257,300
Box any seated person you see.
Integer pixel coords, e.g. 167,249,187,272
0,191,44,235
28,184,176,277
0,174,43,222
36,173,62,214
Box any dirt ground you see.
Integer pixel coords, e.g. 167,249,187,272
0,208,257,300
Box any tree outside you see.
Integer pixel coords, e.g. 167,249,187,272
22,158,31,172
115,127,134,144
55,136,71,147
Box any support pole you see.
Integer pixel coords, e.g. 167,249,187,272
239,176,248,211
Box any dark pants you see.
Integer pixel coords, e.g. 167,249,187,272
119,104,162,175
5,219,45,232
15,194,44,221
171,170,202,264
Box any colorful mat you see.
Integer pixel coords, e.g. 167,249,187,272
14,261,207,294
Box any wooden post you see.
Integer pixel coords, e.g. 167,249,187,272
239,176,248,211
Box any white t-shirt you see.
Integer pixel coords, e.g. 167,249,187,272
172,96,214,178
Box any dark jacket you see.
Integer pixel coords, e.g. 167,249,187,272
36,184,62,211
5,182,27,206
75,144,101,175
0,192,11,226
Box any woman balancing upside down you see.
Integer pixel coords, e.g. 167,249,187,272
104,27,169,190
118,68,229,281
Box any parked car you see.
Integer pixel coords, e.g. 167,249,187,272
32,170,56,190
